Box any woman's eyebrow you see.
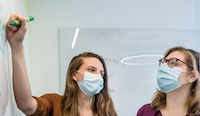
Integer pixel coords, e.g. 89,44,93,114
87,66,104,73
87,66,96,69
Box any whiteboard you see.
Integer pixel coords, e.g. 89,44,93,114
0,0,28,116
0,2,8,115
59,28,199,116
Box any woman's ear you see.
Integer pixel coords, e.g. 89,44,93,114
189,71,198,83
72,71,78,81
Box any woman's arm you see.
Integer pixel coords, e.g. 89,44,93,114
6,13,37,115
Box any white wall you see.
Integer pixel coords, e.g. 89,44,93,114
29,0,199,98
197,0,200,30
197,0,200,52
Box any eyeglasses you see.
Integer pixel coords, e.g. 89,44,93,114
159,57,193,68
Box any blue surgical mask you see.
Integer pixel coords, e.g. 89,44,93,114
157,63,188,93
76,70,104,96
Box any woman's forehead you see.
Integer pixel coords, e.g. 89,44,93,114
166,51,185,61
81,57,104,70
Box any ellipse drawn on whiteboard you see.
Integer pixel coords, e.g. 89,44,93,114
120,51,164,65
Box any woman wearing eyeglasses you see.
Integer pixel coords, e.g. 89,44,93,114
137,46,200,116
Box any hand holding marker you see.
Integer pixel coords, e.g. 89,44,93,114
10,16,34,26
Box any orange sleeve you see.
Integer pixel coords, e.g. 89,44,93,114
28,94,56,116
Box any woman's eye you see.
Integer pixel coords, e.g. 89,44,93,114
88,69,94,72
172,61,177,65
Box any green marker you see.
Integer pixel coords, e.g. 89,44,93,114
10,16,34,26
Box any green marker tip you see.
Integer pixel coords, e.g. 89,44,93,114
28,16,34,21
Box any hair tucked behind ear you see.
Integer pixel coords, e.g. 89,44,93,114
187,49,200,116
151,47,200,116
188,49,200,72
61,52,117,116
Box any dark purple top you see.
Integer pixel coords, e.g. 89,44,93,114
137,104,161,116
137,103,200,116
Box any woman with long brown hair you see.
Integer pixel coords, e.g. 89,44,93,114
6,13,117,116
137,46,200,116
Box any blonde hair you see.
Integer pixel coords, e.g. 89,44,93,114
151,46,200,116
61,52,117,116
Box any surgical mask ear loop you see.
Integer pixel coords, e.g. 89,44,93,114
179,71,198,85
179,82,188,85
75,70,85,82
77,70,84,74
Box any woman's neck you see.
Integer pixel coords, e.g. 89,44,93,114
77,91,93,116
161,85,191,115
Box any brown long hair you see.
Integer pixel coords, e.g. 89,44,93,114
151,46,200,116
61,52,117,116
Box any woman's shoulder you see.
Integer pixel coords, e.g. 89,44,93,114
41,93,63,100
33,93,63,101
38,93,62,97
137,103,157,116
41,93,62,97
138,103,155,111
30,93,63,116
